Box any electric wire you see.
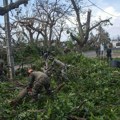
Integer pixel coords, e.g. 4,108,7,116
88,0,120,17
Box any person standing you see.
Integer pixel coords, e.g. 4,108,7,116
106,44,112,62
0,59,4,76
100,43,104,58
95,44,100,57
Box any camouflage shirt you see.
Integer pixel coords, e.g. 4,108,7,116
28,71,50,88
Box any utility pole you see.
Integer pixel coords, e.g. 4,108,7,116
4,0,14,80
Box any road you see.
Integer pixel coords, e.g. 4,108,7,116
83,50,120,58
83,51,96,58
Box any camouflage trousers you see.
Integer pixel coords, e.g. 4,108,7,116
31,79,51,100
55,69,68,85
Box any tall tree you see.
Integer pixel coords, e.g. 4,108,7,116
69,0,111,51
14,0,70,47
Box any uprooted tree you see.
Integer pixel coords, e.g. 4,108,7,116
69,0,112,52
0,0,29,15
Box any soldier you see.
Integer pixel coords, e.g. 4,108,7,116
10,69,52,106
44,57,68,85
27,69,52,101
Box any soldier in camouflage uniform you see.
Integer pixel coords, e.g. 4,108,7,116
27,69,52,101
43,56,68,85
10,69,52,105
52,59,68,85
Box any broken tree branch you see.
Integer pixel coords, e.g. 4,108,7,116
89,17,112,31
0,0,29,15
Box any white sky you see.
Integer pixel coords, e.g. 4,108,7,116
86,0,120,39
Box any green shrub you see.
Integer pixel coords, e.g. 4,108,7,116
0,53,120,119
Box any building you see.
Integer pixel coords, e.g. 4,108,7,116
110,40,120,48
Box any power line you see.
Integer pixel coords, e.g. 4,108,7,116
88,0,119,17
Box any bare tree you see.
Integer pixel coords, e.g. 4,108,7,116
15,0,70,47
69,0,111,51
1,0,71,49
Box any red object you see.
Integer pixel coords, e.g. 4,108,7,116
27,88,32,92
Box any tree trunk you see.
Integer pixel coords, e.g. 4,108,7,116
10,87,28,106
4,0,15,80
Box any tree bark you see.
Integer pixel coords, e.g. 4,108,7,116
4,0,15,79
0,0,29,15
10,88,28,106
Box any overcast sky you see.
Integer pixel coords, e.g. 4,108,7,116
0,0,120,39
86,0,120,39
